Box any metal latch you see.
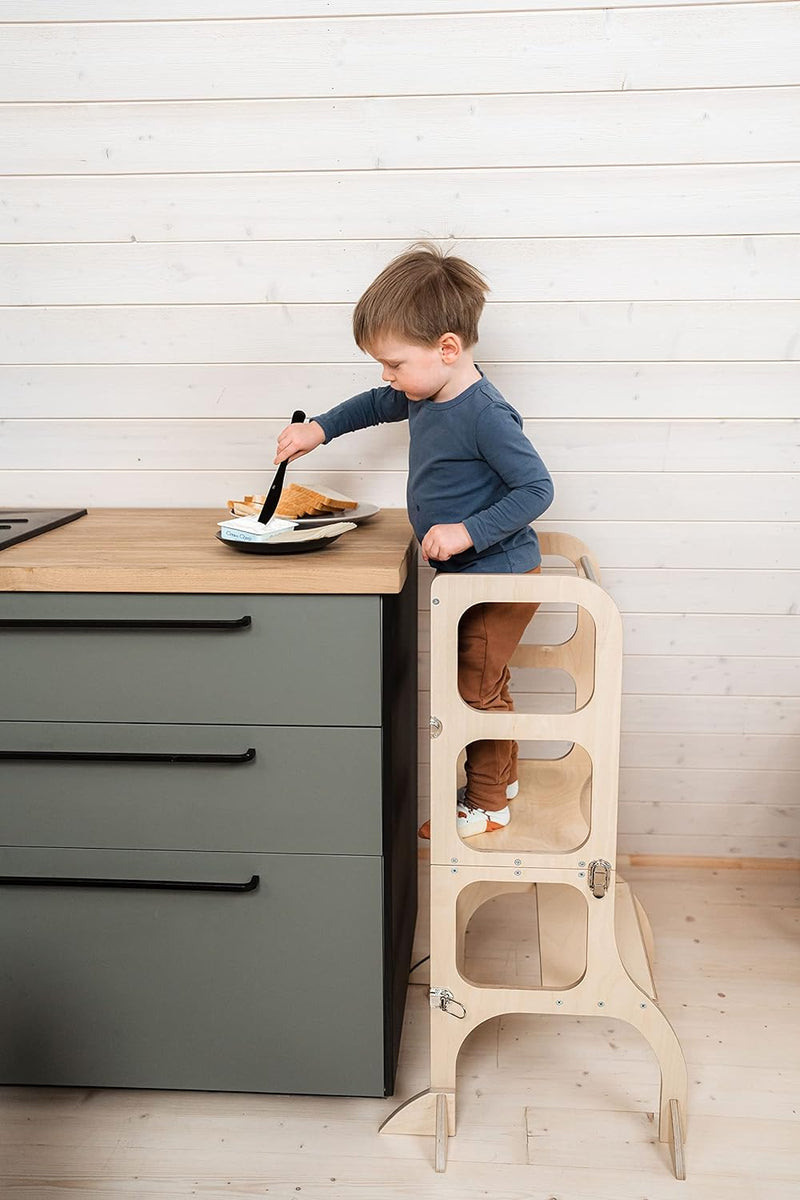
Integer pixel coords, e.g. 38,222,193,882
588,859,612,898
429,716,443,738
429,987,466,1019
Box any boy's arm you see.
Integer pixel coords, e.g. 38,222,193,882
275,386,408,463
463,404,554,554
312,386,409,444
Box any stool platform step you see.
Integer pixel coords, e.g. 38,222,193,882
461,750,591,854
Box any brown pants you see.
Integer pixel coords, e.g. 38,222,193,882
457,566,541,811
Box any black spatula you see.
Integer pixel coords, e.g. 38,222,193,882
257,410,307,525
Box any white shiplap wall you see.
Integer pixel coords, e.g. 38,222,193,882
1,1,798,860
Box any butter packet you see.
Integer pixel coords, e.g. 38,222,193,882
218,515,297,542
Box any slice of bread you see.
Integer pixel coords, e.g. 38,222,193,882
228,483,358,520
227,500,262,517
309,485,358,510
275,483,358,519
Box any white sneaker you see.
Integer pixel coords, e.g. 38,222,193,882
417,785,517,840
456,795,511,838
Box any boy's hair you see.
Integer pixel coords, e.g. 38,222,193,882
353,242,489,351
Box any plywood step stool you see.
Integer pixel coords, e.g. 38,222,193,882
380,533,688,1178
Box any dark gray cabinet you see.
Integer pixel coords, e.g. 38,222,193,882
0,594,383,726
0,847,386,1096
0,724,384,854
0,573,417,1097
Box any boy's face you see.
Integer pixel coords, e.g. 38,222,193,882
367,334,454,402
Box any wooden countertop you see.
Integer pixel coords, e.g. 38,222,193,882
0,509,416,594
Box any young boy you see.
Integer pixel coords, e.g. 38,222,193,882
273,243,554,837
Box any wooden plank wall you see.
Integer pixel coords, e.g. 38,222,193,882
1,1,798,859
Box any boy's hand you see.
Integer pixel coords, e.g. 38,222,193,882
274,419,326,464
421,523,473,562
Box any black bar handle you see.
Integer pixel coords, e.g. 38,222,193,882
0,874,260,893
0,616,252,631
0,748,257,765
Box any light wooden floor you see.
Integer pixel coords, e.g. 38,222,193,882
0,865,798,1199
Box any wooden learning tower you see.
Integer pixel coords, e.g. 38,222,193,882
381,533,688,1178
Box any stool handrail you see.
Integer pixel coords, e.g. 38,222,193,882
579,554,598,585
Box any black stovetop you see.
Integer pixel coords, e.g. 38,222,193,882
0,508,87,551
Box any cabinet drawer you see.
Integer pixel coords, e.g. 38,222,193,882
0,593,381,726
0,847,386,1095
0,723,382,855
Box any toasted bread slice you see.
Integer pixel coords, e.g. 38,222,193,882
275,483,358,519
273,484,311,519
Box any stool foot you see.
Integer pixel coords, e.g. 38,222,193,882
379,1088,455,1138
669,1098,687,1181
434,1092,448,1172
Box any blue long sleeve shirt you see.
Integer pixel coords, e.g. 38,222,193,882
313,370,554,573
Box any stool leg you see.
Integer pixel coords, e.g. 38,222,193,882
640,1001,688,1179
431,872,468,1096
648,1007,689,1154
604,975,688,1179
